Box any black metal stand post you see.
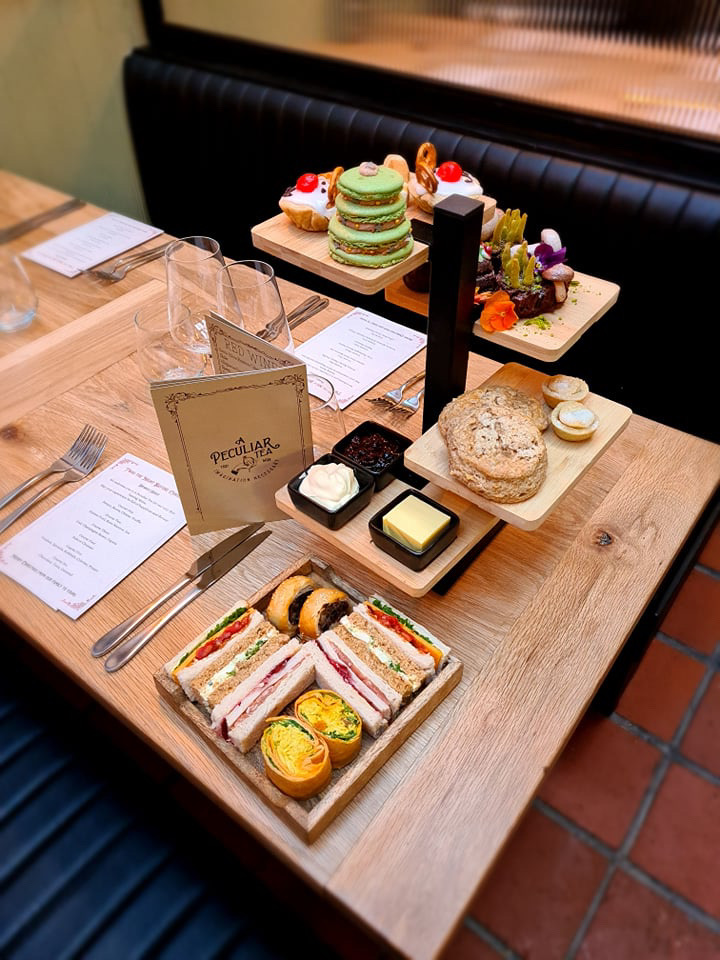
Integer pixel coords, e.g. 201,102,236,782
421,195,484,433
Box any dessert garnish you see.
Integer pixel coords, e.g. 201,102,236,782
359,161,379,176
341,431,401,471
478,290,518,332
298,461,359,511
436,161,462,182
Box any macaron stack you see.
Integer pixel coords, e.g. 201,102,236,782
328,161,414,269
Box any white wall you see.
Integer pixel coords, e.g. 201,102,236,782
0,0,148,219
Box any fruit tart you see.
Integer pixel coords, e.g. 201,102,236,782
407,142,484,214
279,167,343,232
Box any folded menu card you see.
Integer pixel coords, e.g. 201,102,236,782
22,213,163,278
294,307,427,409
0,455,185,619
151,315,312,534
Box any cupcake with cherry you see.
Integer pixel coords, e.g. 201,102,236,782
279,167,343,232
407,142,484,214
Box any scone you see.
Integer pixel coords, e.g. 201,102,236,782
550,401,599,442
444,409,547,503
542,375,589,409
439,385,548,436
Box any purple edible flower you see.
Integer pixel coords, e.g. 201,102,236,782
534,243,567,269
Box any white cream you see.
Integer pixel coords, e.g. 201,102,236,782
559,406,596,429
411,171,483,199
282,176,335,217
299,462,359,511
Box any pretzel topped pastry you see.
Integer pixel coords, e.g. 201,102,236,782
408,141,484,215
279,167,344,232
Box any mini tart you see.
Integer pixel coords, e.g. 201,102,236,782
542,375,589,409
260,716,332,799
295,689,362,767
550,401,599,442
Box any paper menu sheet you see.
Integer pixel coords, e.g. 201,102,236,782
22,213,163,278
0,455,186,619
293,307,427,409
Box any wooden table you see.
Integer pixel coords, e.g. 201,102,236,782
1,174,719,960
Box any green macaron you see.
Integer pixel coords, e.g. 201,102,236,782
335,193,407,224
328,216,411,249
337,164,404,203
329,235,415,268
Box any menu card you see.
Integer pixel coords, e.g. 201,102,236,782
294,307,427,408
150,315,312,534
22,213,163,278
0,455,185,619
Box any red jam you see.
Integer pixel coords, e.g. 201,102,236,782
436,161,462,183
296,173,319,192
342,432,401,472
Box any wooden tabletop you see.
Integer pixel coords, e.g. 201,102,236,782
1,171,719,959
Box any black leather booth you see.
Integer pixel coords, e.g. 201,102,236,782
124,49,720,442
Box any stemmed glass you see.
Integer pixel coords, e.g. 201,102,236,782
307,373,346,456
134,300,206,382
216,260,294,354
166,236,225,370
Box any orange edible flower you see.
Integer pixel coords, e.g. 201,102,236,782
479,291,518,333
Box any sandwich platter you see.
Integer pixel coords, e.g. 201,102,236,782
154,556,462,842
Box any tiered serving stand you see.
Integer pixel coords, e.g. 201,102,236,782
253,192,628,597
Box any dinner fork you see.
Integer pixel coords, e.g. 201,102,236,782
82,241,172,282
0,425,105,510
368,370,425,408
396,387,425,415
0,431,107,534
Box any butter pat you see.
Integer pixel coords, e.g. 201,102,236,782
382,495,451,552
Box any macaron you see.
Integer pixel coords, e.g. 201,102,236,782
337,163,404,204
335,193,407,224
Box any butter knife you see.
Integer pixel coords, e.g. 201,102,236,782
92,522,263,658
0,198,86,244
104,529,271,672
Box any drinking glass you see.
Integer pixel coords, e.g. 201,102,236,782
308,374,346,456
0,252,37,333
216,260,294,353
166,236,224,366
135,300,206,382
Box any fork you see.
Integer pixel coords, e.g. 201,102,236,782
396,387,425,415
82,241,173,282
368,370,425,408
0,431,107,534
0,425,105,510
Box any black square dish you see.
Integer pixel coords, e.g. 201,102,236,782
332,421,414,491
287,454,374,530
368,489,459,570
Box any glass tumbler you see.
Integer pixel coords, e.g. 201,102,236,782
308,374,346,456
216,260,294,353
166,236,224,365
135,300,206,382
0,252,37,333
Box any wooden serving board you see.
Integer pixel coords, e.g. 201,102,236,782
251,213,428,296
154,556,463,843
275,478,500,597
404,363,632,531
385,271,620,362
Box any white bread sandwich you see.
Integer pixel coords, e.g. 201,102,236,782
210,639,314,752
312,629,403,738
165,603,260,698
354,597,450,673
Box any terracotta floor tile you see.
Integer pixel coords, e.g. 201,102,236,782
539,712,661,847
577,870,720,960
441,926,500,960
616,638,705,740
699,526,720,573
660,569,720,654
471,809,607,960
681,673,720,778
631,764,720,918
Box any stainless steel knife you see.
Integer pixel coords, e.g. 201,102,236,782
104,529,272,673
0,198,86,244
92,522,263,658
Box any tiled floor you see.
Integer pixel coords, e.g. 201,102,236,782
446,522,720,960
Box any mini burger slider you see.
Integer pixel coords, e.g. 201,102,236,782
211,640,314,753
356,597,450,672
265,575,315,635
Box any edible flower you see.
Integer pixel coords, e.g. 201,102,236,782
479,291,518,332
534,242,567,270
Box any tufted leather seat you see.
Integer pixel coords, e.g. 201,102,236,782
125,52,720,441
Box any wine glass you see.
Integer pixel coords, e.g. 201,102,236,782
166,236,224,369
134,300,205,382
0,252,37,333
308,374,346,456
216,260,294,354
